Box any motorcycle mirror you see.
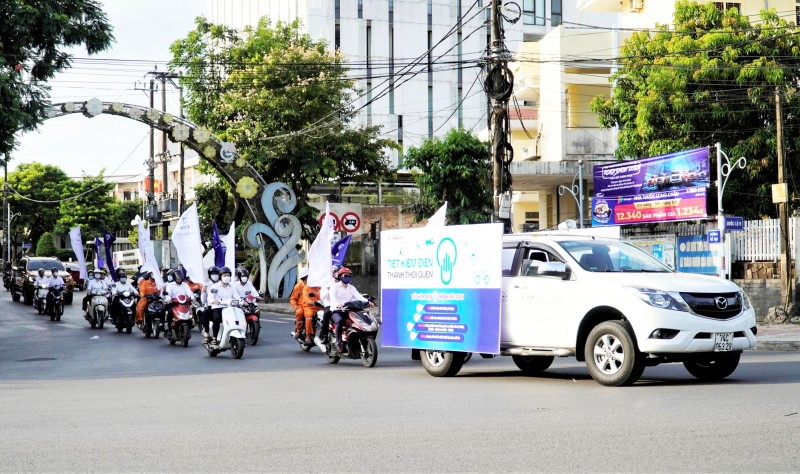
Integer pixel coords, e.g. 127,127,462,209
308,292,316,297
210,289,218,294
245,291,251,295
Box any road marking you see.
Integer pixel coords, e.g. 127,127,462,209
22,324,48,331
262,319,291,324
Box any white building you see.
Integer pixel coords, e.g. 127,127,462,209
207,0,616,168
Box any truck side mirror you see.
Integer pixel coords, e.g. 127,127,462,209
538,262,570,280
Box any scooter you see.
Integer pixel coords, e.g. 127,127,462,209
142,292,164,339
48,285,65,322
242,292,261,346
190,291,204,331
112,291,137,334
34,284,49,315
293,300,322,352
85,290,110,329
320,297,379,367
202,293,246,359
165,294,193,347
3,269,12,291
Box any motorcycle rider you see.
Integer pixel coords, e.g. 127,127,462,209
299,280,321,346
327,267,370,353
111,269,139,324
205,266,245,345
47,266,67,313
289,268,307,339
35,268,50,286
199,266,220,338
83,269,108,312
162,269,193,330
234,268,258,297
136,270,159,327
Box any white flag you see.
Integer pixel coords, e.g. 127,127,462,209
68,226,88,281
136,215,164,287
221,221,236,271
307,202,334,287
426,201,448,228
171,203,205,284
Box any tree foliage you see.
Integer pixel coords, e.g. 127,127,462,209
4,162,72,245
0,0,113,156
55,173,117,237
591,1,800,219
35,231,56,257
402,128,492,225
169,18,395,236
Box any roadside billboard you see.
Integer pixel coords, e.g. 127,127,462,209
592,147,710,227
380,223,502,354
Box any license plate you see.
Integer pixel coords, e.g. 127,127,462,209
714,332,733,352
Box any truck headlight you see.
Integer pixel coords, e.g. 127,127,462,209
740,291,752,310
628,287,690,312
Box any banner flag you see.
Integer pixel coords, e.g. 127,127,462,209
221,221,236,271
212,221,225,268
331,234,351,267
307,202,334,287
171,203,205,284
102,228,117,281
426,201,448,228
94,237,104,270
68,226,88,281
136,215,163,287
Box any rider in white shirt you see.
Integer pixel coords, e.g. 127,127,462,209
34,268,50,286
205,267,246,344
328,267,369,353
233,268,259,298
111,270,139,323
163,269,193,329
83,269,109,312
47,266,67,312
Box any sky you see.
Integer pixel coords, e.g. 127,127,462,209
11,0,206,179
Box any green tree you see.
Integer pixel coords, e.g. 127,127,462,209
3,162,72,245
35,231,56,257
170,18,395,236
402,128,492,225
55,173,116,237
108,199,144,234
0,0,114,156
590,1,800,219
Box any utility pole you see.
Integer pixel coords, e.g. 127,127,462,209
3,156,8,264
776,86,791,306
178,84,186,215
160,75,170,243
148,78,156,240
487,0,514,232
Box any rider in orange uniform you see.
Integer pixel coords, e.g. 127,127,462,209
298,283,321,345
289,268,308,339
136,271,159,325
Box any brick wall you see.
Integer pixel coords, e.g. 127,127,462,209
361,204,428,232
734,279,781,323
732,261,779,279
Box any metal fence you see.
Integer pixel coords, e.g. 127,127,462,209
730,218,796,262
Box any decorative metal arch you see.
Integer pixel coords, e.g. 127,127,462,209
41,98,301,298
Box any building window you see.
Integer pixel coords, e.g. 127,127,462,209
389,25,394,114
335,22,340,50
123,191,131,201
358,0,363,19
335,0,340,19
428,86,434,137
397,115,404,167
551,0,562,26
523,0,545,26
714,2,741,12
389,0,393,23
797,5,800,25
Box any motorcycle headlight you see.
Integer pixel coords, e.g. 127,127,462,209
740,291,752,310
628,287,690,312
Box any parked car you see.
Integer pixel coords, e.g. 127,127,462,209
12,257,75,305
64,263,87,291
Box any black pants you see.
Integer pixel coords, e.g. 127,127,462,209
163,301,175,328
332,310,348,345
82,293,92,310
204,308,223,338
318,307,332,339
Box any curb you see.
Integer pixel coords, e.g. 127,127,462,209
756,341,800,351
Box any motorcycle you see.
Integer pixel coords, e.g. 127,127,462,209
48,285,65,322
142,292,164,339
293,300,322,352
320,297,379,367
112,291,137,334
165,294,193,347
3,269,11,291
242,291,261,346
85,290,110,329
202,293,246,359
34,284,49,315
190,291,204,331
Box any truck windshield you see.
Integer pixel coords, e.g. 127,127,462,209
28,260,65,272
558,240,671,273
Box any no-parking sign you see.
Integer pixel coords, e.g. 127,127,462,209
341,212,361,233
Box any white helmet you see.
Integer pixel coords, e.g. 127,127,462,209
298,267,309,279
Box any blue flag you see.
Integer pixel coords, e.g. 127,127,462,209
103,228,117,282
212,221,225,268
331,235,351,267
94,237,104,270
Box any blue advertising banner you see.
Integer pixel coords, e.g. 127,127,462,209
724,216,744,231
677,235,719,274
380,223,503,354
593,147,711,197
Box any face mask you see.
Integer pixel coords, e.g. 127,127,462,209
88,275,94,281
51,271,57,277
240,277,248,284
222,276,231,284
94,275,101,280
120,278,127,284
167,275,174,282
210,274,220,282
341,276,351,284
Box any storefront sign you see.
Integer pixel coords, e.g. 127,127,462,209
676,235,719,274
591,187,707,226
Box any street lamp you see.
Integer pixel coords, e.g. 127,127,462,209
716,142,747,279
7,211,20,262
558,160,584,228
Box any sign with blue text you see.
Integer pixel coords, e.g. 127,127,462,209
677,235,719,274
380,223,503,354
707,230,721,244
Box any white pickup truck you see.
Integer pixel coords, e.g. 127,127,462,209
419,233,758,386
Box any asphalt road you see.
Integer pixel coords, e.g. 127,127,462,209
1,288,799,472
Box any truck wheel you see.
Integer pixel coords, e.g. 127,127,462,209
12,288,20,302
512,355,554,375
584,321,644,386
684,353,740,381
420,350,466,377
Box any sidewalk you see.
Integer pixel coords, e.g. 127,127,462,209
258,302,800,351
